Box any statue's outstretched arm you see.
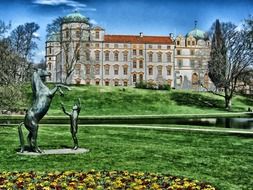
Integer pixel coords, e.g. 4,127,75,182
61,102,71,116
77,98,81,113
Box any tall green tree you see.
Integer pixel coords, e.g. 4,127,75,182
208,19,253,110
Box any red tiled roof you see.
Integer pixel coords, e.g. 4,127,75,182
104,35,173,44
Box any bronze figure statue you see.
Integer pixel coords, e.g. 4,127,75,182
18,69,70,153
61,98,81,150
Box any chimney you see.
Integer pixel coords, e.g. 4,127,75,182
139,32,143,37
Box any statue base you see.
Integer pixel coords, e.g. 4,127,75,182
17,148,89,156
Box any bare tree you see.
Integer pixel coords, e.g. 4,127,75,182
10,22,40,82
61,23,91,84
207,19,253,110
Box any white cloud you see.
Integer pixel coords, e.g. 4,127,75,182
33,32,40,38
33,0,86,8
89,19,98,25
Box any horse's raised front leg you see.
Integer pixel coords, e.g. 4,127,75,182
50,84,71,97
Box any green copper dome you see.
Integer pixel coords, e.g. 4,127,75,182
186,28,207,40
62,11,89,24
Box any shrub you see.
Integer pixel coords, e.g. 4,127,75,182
135,81,171,91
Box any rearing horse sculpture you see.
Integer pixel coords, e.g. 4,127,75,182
18,69,70,153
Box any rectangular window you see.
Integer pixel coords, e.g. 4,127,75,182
139,60,143,68
192,41,195,46
167,66,172,75
123,53,128,61
133,60,137,68
148,54,153,62
86,66,90,75
133,49,137,56
158,53,162,62
158,67,162,76
177,50,181,55
105,43,109,48
190,59,195,68
95,43,100,48
178,60,183,68
49,47,52,54
95,31,100,39
148,45,152,49
105,52,109,61
114,68,119,75
76,50,80,61
114,52,119,61
95,52,100,61
86,52,90,61
139,49,143,56
167,53,171,62
148,67,153,75
95,66,100,75
76,30,81,38
123,67,128,75
177,41,180,46
187,41,191,46
105,67,110,75
167,45,171,49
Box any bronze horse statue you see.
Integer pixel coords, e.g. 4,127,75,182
18,69,70,153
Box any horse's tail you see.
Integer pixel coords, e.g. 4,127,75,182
18,122,25,153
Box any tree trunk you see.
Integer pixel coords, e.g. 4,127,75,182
224,87,232,111
225,96,232,111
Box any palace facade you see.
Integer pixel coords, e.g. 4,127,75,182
46,12,212,89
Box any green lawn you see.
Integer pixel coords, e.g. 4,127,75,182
15,85,252,116
1,125,252,189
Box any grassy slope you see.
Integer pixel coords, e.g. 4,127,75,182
21,85,252,116
0,125,252,189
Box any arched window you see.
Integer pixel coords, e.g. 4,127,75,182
133,74,137,83
204,73,209,88
95,51,100,61
139,74,143,82
114,52,119,61
157,53,162,62
192,73,199,87
48,62,52,70
148,53,153,62
179,75,183,86
105,52,109,61
167,53,172,62
139,60,143,68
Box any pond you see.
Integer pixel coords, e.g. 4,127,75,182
176,118,253,130
216,118,253,129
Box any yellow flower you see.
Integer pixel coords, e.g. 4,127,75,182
151,183,161,190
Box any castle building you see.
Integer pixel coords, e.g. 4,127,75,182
46,12,212,89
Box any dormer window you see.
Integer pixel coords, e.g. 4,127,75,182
177,41,180,46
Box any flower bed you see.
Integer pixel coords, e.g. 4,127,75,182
0,170,216,190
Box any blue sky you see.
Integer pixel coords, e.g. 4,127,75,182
0,0,252,62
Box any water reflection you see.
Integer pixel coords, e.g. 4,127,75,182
216,118,253,129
